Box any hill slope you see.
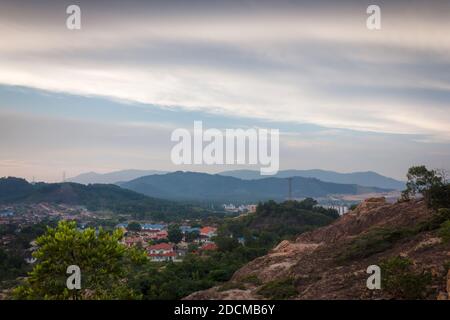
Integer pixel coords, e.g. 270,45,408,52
219,169,405,190
0,177,209,220
120,171,389,202
185,198,450,300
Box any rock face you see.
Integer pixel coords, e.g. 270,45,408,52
185,198,450,300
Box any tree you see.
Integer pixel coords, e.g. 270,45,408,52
187,243,199,253
127,221,141,232
13,220,146,300
185,230,200,243
401,165,444,201
298,197,317,210
168,225,183,244
427,184,450,210
214,235,240,252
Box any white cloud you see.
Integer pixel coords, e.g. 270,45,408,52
0,2,449,141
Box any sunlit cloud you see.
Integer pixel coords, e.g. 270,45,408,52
1,1,449,139
0,0,449,181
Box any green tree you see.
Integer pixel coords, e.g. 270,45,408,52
215,235,240,252
127,221,142,232
187,243,199,253
401,165,444,201
427,184,450,210
185,230,200,243
168,225,183,244
13,220,146,300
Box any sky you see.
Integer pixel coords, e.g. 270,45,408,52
0,0,449,181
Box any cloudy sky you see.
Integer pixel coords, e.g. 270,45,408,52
1,0,449,181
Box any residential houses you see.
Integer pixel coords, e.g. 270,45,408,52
147,243,177,262
199,242,217,251
118,222,219,261
198,226,217,243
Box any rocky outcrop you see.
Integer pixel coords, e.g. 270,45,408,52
185,198,450,300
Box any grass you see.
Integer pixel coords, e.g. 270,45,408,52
240,274,262,286
256,277,298,300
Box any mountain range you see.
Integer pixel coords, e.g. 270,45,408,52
69,168,405,190
119,171,390,203
218,169,405,190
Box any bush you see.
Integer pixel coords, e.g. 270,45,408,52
427,184,450,210
336,228,410,262
256,278,298,300
438,220,450,243
380,256,432,300
127,221,141,232
443,261,450,272
241,274,262,286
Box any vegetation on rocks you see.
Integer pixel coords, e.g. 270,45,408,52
380,256,432,300
256,277,298,300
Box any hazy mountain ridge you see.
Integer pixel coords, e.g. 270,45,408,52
67,169,167,184
120,171,390,203
219,169,405,190
68,168,404,190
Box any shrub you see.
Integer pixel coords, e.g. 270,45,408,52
443,261,450,272
217,281,246,292
427,185,450,210
240,274,262,286
380,256,432,300
336,228,411,262
438,220,450,243
256,278,298,300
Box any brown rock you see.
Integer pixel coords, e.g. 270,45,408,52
185,199,449,300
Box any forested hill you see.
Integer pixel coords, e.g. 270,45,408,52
0,177,211,220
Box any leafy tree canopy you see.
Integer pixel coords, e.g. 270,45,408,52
127,221,141,232
402,165,444,201
168,225,183,244
14,221,146,300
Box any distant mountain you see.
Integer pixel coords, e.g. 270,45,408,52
218,169,405,190
120,171,390,203
0,177,209,221
67,169,167,184
68,169,405,190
